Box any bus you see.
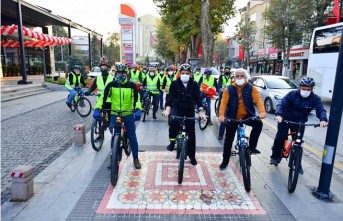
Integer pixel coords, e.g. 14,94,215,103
307,22,343,99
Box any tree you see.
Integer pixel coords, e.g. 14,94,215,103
67,55,87,79
153,0,235,65
103,32,120,65
236,16,256,71
213,38,227,64
91,35,101,67
155,21,179,64
52,26,69,61
201,0,213,67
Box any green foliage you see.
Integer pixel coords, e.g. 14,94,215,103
91,35,101,67
52,26,69,61
56,77,66,85
103,32,120,64
213,39,227,63
55,61,67,72
237,16,256,66
67,55,85,73
2,66,8,73
155,21,179,63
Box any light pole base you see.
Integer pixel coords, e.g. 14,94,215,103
311,187,334,202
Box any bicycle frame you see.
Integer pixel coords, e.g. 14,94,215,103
282,132,296,158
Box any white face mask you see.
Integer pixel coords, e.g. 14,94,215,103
149,72,155,76
168,71,173,75
180,74,190,83
159,72,164,75
300,89,311,98
195,71,200,74
235,79,245,86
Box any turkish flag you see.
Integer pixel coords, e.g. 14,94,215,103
333,0,340,22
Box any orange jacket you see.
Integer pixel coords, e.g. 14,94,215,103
219,81,265,120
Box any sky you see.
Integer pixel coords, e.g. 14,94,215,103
26,0,249,39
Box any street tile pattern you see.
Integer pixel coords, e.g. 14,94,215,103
97,151,265,215
1,99,95,203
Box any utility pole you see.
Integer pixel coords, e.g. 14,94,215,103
312,29,343,201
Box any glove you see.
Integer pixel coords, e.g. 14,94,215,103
93,109,101,120
134,109,142,121
85,91,91,96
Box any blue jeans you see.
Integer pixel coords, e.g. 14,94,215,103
110,113,139,159
144,91,158,115
66,88,84,104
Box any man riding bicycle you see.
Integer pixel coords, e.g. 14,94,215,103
65,64,87,109
218,68,266,170
142,66,161,119
270,77,328,172
217,66,232,140
94,64,142,169
162,63,206,166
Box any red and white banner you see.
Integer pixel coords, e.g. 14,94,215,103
0,24,72,48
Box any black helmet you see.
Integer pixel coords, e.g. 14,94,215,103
195,66,201,71
179,63,192,72
299,77,315,87
115,64,127,72
224,66,231,70
74,65,81,70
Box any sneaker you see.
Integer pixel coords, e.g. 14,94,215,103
66,102,72,109
219,159,229,170
190,158,197,166
160,106,164,110
249,147,261,154
270,158,280,166
153,114,157,119
299,165,304,175
133,158,142,169
217,136,223,140
208,121,213,125
167,144,175,151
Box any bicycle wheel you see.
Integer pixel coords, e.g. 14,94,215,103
122,131,131,156
214,98,220,117
239,145,251,192
199,106,210,130
91,119,104,151
178,138,187,184
67,95,76,112
288,146,302,193
111,135,120,186
76,97,92,117
142,99,149,122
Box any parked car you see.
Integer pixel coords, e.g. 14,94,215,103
87,67,101,78
249,75,299,114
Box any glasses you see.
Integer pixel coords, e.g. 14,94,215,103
181,72,190,75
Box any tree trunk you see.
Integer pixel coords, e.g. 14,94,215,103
192,34,201,58
200,0,214,67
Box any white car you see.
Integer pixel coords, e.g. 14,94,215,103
249,75,299,113
87,67,101,78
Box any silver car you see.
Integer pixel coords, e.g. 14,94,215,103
249,76,299,114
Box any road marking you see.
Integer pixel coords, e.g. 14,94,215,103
262,119,343,171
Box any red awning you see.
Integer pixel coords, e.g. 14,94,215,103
0,24,72,48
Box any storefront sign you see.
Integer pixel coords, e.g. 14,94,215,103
118,14,135,25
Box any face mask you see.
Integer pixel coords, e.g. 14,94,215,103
300,89,311,98
180,74,190,83
149,72,155,76
225,72,230,76
235,79,245,86
101,69,108,75
195,71,200,74
159,72,164,75
116,74,127,84
143,70,147,73
168,71,173,75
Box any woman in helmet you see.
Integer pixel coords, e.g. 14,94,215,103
162,63,207,166
65,64,87,109
270,77,328,168
93,64,143,169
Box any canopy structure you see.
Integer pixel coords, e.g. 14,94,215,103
1,24,72,48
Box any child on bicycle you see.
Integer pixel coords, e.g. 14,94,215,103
162,64,207,166
65,64,87,109
270,77,328,172
94,64,142,169
218,68,266,170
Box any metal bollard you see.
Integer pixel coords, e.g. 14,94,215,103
73,124,86,145
11,165,34,201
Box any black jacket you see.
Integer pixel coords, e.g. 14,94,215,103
166,78,203,110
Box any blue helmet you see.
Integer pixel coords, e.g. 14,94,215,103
204,68,212,75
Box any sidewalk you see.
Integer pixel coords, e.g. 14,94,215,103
2,108,343,220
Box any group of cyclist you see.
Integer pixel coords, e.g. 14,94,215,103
65,58,328,174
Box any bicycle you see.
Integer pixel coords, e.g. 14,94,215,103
282,120,320,193
110,110,132,186
226,116,259,192
142,89,158,122
214,89,223,117
67,86,92,117
170,115,198,184
90,108,110,151
198,97,210,130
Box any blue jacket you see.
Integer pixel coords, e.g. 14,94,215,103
276,90,327,123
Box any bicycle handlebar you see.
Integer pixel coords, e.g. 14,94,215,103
283,120,320,127
170,115,199,121
225,116,259,123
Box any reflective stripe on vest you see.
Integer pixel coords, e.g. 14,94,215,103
146,76,159,94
